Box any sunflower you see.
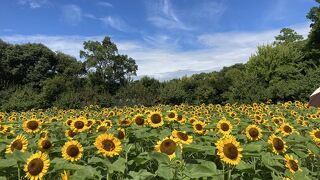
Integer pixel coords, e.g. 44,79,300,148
133,114,145,126
61,140,84,162
117,128,125,140
38,138,53,152
215,135,242,165
279,123,296,136
176,114,186,124
65,129,77,140
39,130,49,139
167,111,177,121
96,123,110,132
155,137,179,160
24,151,50,180
23,119,42,134
310,129,320,143
71,118,87,133
245,125,262,141
268,134,287,155
217,118,233,135
118,118,132,127
0,125,9,134
94,134,122,157
148,112,164,128
192,120,208,135
6,135,29,154
172,129,193,145
284,154,302,174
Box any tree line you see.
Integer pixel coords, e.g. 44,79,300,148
0,0,320,111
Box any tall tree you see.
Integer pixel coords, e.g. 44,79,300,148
274,28,303,44
80,36,138,94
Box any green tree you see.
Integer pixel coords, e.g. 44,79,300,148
80,36,138,94
274,28,303,44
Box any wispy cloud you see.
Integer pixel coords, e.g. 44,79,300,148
18,0,48,9
98,1,113,8
100,16,129,32
146,0,191,30
62,4,82,25
0,24,310,80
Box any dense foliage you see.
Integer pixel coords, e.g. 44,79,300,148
1,1,320,111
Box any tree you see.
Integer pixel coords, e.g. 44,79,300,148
80,36,138,94
274,28,303,44
306,0,320,48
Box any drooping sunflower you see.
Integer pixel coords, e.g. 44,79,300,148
24,151,50,180
6,135,29,154
96,123,109,132
176,114,186,124
94,134,122,157
118,118,132,127
268,134,287,155
279,123,296,136
192,120,207,135
167,111,177,121
23,119,42,134
39,130,49,139
245,125,262,141
61,140,84,162
38,138,53,152
0,125,9,134
215,135,242,165
172,129,193,145
133,114,145,126
310,129,320,143
284,154,302,174
155,137,179,160
216,118,233,135
117,128,126,140
65,129,77,140
71,118,88,133
148,112,164,128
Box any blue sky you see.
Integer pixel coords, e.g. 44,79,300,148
0,0,317,80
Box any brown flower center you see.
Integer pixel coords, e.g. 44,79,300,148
151,114,161,124
168,112,175,119
74,121,84,129
223,143,238,159
66,145,80,157
102,140,115,151
273,138,284,150
41,140,52,149
67,120,72,126
135,116,144,125
27,158,44,176
249,128,259,138
195,124,203,130
0,126,4,131
11,139,23,151
160,139,176,155
221,123,229,131
314,131,320,139
289,160,299,172
98,126,108,132
283,125,292,133
177,132,188,141
27,121,39,130
68,130,76,137
177,115,183,121
118,130,125,140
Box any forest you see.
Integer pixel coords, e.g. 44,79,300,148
0,1,320,111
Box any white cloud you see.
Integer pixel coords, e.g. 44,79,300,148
0,24,310,80
100,16,129,32
62,4,82,25
146,0,191,30
18,0,48,9
98,1,113,8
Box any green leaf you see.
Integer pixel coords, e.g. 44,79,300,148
156,163,174,180
7,150,31,162
243,142,264,153
149,152,169,164
0,159,17,168
0,177,6,180
128,169,155,180
183,144,215,155
70,166,102,180
111,157,126,173
236,160,252,170
261,152,283,167
306,143,320,154
184,160,220,178
52,158,84,171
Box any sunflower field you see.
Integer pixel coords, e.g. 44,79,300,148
0,101,319,180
